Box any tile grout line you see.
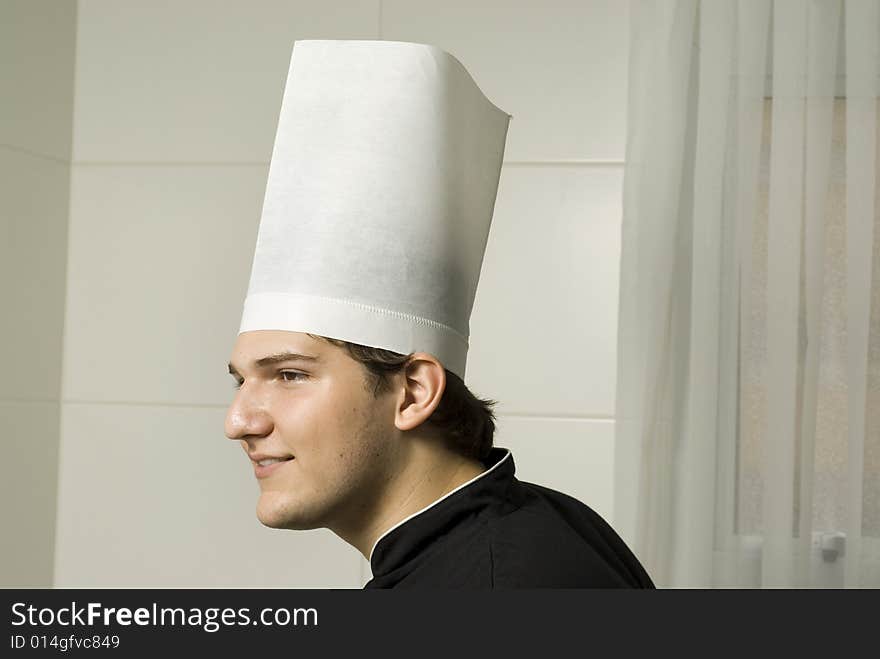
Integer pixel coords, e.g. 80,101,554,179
504,160,624,166
39,159,626,167
72,160,270,167
500,412,615,421
1,143,70,165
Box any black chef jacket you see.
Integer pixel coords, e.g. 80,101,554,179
363,446,655,588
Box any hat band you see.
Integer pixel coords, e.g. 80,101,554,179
239,291,469,379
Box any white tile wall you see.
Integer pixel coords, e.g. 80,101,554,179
62,164,267,405
54,403,363,587
494,415,616,523
0,0,75,588
72,0,381,163
0,149,71,402
0,401,61,586
381,0,630,161
467,164,622,418
0,0,77,160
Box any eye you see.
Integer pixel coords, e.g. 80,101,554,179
231,371,307,389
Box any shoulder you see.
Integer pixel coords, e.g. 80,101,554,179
486,480,651,588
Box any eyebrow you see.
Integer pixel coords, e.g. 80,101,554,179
228,351,321,376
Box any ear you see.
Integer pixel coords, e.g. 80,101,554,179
394,353,446,432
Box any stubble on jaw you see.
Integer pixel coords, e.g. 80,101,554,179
318,395,402,543
257,385,399,540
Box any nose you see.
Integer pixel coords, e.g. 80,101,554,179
224,385,273,441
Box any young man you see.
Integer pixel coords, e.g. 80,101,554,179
226,329,654,587
227,39,654,588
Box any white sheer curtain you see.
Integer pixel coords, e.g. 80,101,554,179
615,0,880,587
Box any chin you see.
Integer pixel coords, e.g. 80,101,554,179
255,493,320,531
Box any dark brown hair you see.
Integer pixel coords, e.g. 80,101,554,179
308,334,497,462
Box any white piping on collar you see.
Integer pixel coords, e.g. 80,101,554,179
367,449,512,563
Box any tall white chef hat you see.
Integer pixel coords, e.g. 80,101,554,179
239,40,511,380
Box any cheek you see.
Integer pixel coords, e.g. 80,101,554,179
290,375,391,450
324,394,390,469
283,389,371,460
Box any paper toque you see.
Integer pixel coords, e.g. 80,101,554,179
239,40,511,380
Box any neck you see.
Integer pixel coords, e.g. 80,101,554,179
331,439,487,561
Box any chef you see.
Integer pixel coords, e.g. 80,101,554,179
225,39,654,588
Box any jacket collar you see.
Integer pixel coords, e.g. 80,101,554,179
368,447,514,578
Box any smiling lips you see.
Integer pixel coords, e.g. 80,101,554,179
249,454,294,479
247,451,294,463
256,457,290,467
